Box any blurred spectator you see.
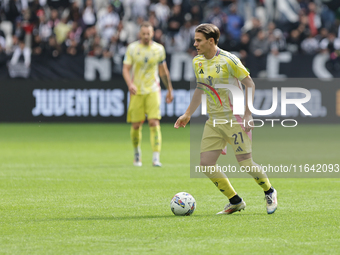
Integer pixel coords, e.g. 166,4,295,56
154,0,170,30
247,17,262,40
316,27,329,43
320,4,335,31
301,31,319,54
206,2,227,33
107,21,126,59
123,16,144,44
13,17,25,40
62,32,82,56
0,38,8,67
270,28,287,55
237,33,250,61
86,34,110,58
189,4,203,24
98,4,120,42
225,4,244,41
320,31,340,71
54,11,71,44
167,4,183,35
307,2,321,37
110,0,124,19
266,21,276,37
287,29,303,54
31,34,44,55
132,0,150,21
0,32,6,50
45,34,61,58
153,28,165,46
68,20,82,43
265,0,300,29
36,9,52,42
69,1,81,23
250,29,270,57
170,19,194,52
237,0,256,19
5,0,26,35
319,31,340,53
8,39,31,78
48,8,60,30
148,11,160,30
82,0,97,29
82,25,96,54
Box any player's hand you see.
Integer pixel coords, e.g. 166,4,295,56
174,114,190,129
243,113,254,133
128,84,137,95
166,89,174,103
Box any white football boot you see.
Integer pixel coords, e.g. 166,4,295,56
265,189,278,214
217,199,246,215
133,152,142,167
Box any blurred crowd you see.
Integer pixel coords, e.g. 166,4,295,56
0,0,340,76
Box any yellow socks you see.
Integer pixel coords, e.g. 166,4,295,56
203,166,237,199
131,125,142,154
150,125,161,152
238,158,272,191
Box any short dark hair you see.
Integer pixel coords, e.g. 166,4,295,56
195,23,220,45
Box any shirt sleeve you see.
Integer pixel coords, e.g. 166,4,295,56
192,59,198,80
158,46,166,64
225,54,249,81
123,44,133,65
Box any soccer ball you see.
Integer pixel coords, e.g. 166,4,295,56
170,192,196,216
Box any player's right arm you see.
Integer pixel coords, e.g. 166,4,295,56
122,43,137,95
174,87,203,129
122,64,137,95
175,57,203,129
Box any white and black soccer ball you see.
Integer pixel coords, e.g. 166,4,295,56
170,192,196,216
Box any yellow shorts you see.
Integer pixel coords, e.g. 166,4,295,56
200,120,252,155
127,91,161,123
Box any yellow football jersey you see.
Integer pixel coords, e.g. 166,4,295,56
193,48,249,121
123,41,166,95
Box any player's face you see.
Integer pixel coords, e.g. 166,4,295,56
193,32,213,55
140,26,154,45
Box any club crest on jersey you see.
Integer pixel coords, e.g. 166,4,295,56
199,62,202,67
207,76,213,86
216,64,221,73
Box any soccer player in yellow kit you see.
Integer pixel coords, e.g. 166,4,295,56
175,24,278,214
123,21,173,167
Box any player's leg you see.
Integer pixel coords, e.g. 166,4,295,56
230,125,278,214
201,150,237,200
145,91,162,166
200,122,245,214
131,122,143,166
127,94,145,166
236,153,277,214
148,118,162,166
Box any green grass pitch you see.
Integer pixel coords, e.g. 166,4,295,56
0,123,339,254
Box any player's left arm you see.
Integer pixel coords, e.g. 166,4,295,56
240,76,255,132
158,61,173,103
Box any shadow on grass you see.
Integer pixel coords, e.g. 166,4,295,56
36,212,266,222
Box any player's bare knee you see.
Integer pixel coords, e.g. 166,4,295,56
236,153,252,162
132,122,142,130
200,155,216,166
148,119,159,127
